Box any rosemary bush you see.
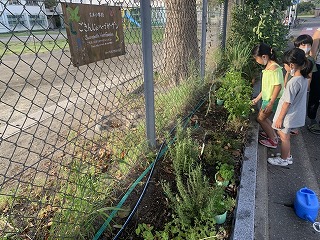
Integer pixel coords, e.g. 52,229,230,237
136,125,235,239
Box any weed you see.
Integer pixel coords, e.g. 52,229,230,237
49,161,114,239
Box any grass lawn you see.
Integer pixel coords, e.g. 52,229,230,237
0,39,67,55
297,14,315,18
0,27,164,55
0,30,61,38
124,27,164,44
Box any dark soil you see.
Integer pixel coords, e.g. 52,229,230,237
104,101,248,240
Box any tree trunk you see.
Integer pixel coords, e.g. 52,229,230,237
163,0,199,85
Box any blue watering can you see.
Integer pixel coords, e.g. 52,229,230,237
294,187,320,232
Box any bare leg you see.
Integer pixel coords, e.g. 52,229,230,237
265,118,277,137
278,130,290,159
257,109,277,141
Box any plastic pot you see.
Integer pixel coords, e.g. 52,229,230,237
216,99,224,106
214,211,227,224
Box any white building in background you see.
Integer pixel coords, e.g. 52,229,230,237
0,0,166,33
0,0,48,33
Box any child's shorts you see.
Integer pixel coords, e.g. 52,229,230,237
261,98,280,112
272,126,291,134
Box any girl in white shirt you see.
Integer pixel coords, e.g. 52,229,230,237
268,48,313,166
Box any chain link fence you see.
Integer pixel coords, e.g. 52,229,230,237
0,0,225,238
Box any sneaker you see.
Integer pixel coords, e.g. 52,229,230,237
259,138,278,149
259,131,279,140
308,123,318,130
309,124,320,135
287,156,293,164
267,156,289,166
276,153,293,164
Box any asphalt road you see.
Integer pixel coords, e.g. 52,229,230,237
288,16,320,191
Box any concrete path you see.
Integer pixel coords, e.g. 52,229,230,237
232,16,320,240
256,17,320,240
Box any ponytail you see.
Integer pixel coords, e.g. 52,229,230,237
269,48,277,62
283,48,312,78
301,59,313,78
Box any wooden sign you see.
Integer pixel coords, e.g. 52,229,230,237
61,3,125,67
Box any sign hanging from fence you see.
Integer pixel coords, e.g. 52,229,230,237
61,3,125,67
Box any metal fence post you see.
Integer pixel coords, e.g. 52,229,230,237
200,0,208,80
140,0,156,148
221,0,228,50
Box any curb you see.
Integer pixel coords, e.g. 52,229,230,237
231,72,261,240
231,113,259,240
254,144,269,240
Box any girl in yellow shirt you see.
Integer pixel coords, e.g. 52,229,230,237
251,43,284,148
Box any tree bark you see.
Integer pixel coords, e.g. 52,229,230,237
163,0,199,85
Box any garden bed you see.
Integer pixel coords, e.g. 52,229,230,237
107,99,249,239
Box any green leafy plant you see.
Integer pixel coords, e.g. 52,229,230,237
253,11,289,54
136,218,219,240
229,1,291,55
210,39,256,83
203,141,233,166
169,125,200,176
216,163,234,182
216,195,235,216
135,223,161,240
297,2,316,15
210,186,235,216
215,83,226,101
215,70,253,121
136,162,223,239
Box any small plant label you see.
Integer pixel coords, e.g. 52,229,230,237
61,3,125,67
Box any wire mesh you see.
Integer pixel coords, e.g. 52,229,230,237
0,0,223,239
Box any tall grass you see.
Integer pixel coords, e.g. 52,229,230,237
155,72,206,133
49,160,114,239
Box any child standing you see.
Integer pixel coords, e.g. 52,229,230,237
293,34,317,90
308,28,320,134
251,43,284,148
286,34,318,135
268,48,313,166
